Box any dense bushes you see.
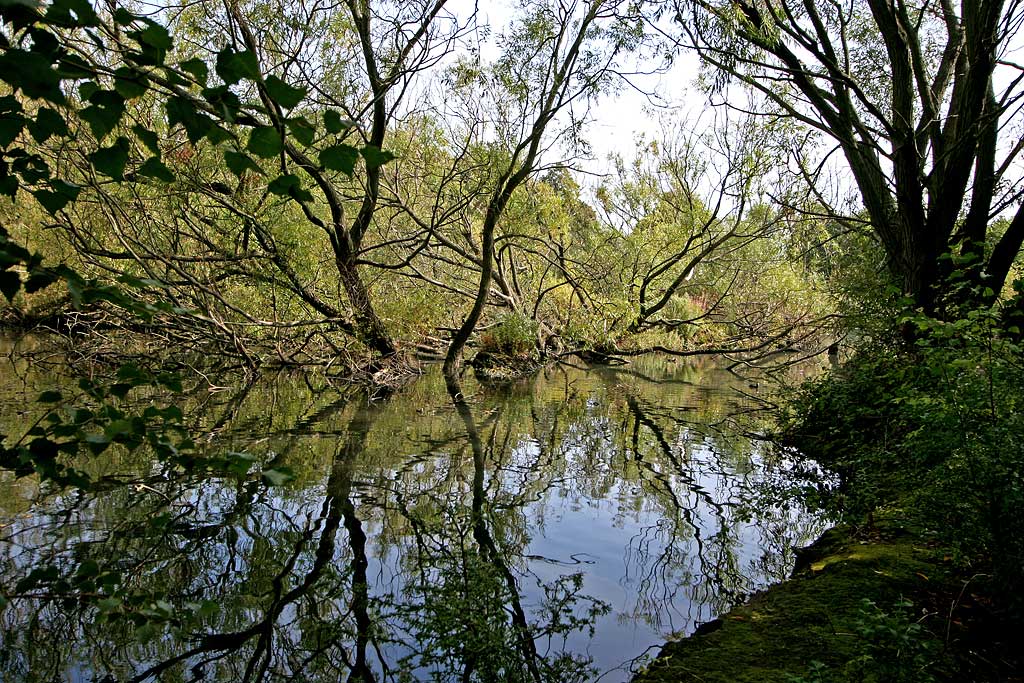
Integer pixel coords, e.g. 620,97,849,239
783,307,1024,616
478,313,539,357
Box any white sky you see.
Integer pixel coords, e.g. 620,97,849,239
585,59,702,172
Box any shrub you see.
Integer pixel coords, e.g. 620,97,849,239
782,307,1024,616
479,312,539,357
787,600,942,683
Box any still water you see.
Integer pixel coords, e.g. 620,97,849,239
0,343,826,682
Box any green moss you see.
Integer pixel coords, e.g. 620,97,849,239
634,520,958,683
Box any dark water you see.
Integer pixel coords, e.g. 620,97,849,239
0,342,826,682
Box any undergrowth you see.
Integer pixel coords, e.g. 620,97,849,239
779,305,1024,679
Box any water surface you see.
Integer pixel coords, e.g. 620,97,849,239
0,344,825,682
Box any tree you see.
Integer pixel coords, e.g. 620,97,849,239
3,0,470,361
676,0,1024,318
596,113,792,335
440,0,646,378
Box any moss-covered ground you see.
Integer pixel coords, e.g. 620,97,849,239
633,514,1019,682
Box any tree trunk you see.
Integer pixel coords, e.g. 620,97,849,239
338,257,397,358
443,209,497,379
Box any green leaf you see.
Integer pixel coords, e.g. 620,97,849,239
28,27,59,58
132,125,161,156
0,113,25,148
222,451,255,476
37,390,62,403
12,154,49,183
0,94,21,114
179,58,208,86
264,75,306,109
319,144,359,175
135,626,156,647
204,124,231,145
24,268,60,293
103,419,133,439
97,596,122,613
28,107,69,143
268,173,300,197
0,1,42,29
15,566,60,593
47,0,99,27
77,81,99,101
0,96,25,147
137,156,175,182
33,190,70,213
0,176,18,198
55,53,92,79
215,48,260,85
85,434,111,455
157,372,183,392
268,174,314,202
0,270,22,301
197,599,220,617
0,228,32,264
286,116,315,146
32,180,80,214
89,136,130,180
166,96,213,144
323,109,352,134
202,85,241,121
112,8,135,24
108,383,133,399
80,90,126,140
361,145,395,170
0,48,65,104
247,126,281,159
116,364,148,383
160,405,183,421
224,150,263,177
74,559,100,578
113,66,149,99
261,466,295,486
128,21,173,63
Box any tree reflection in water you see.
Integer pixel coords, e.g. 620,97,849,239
0,354,827,682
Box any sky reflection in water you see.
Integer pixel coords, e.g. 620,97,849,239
0,350,827,682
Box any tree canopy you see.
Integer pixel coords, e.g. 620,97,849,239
3,0,1024,372
676,0,1024,319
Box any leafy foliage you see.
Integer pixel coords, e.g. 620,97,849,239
783,305,1024,614
1,0,407,359
479,312,539,357
681,0,1024,317
0,0,309,641
401,556,607,683
787,599,941,683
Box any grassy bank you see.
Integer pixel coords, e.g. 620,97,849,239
634,514,1017,682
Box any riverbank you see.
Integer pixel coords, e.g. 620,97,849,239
633,512,1017,682
635,324,1024,682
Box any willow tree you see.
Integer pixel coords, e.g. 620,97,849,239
592,113,795,336
677,0,1024,318
8,0,471,361
441,0,646,378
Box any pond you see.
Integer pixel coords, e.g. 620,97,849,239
0,339,827,682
